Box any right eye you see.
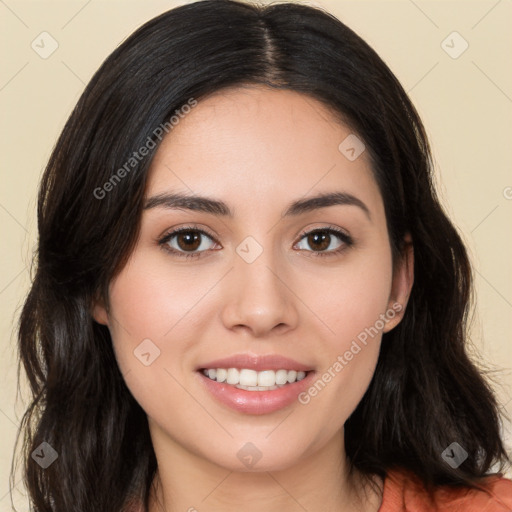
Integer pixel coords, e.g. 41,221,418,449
158,226,220,259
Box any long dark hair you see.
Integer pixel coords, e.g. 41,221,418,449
13,0,509,510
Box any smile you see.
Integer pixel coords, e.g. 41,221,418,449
197,368,315,415
201,368,308,391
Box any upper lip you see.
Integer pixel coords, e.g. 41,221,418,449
197,353,313,372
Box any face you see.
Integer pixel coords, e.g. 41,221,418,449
94,86,412,473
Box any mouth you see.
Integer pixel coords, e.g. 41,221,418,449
195,353,315,414
195,353,316,415
200,367,310,391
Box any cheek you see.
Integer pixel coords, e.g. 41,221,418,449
298,240,393,355
108,256,199,336
295,240,392,418
105,253,202,425
107,246,222,358
105,252,195,386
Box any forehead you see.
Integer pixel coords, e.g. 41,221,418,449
145,85,382,218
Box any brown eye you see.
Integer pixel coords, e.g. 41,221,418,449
306,231,332,252
296,229,347,254
176,231,202,251
160,228,218,258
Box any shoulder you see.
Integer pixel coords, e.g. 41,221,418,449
379,467,512,512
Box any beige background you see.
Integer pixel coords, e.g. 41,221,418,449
1,0,511,508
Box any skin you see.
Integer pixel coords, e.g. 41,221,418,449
94,85,414,512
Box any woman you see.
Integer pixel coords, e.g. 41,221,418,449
13,0,512,510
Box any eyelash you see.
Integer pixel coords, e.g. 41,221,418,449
158,224,354,260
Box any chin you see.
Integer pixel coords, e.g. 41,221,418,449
200,437,309,473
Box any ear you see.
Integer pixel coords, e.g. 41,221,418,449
92,292,109,326
383,233,414,333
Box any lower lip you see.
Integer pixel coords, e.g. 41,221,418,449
197,371,315,415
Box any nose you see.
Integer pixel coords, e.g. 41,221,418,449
219,245,300,338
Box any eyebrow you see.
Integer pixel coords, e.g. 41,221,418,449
143,191,371,220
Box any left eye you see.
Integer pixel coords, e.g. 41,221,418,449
295,228,351,254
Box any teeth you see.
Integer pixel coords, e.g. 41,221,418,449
257,370,275,387
240,369,258,386
226,368,239,385
202,368,308,388
275,369,288,385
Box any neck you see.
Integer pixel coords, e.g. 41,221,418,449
146,423,383,512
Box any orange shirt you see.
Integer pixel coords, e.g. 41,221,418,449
379,468,512,511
